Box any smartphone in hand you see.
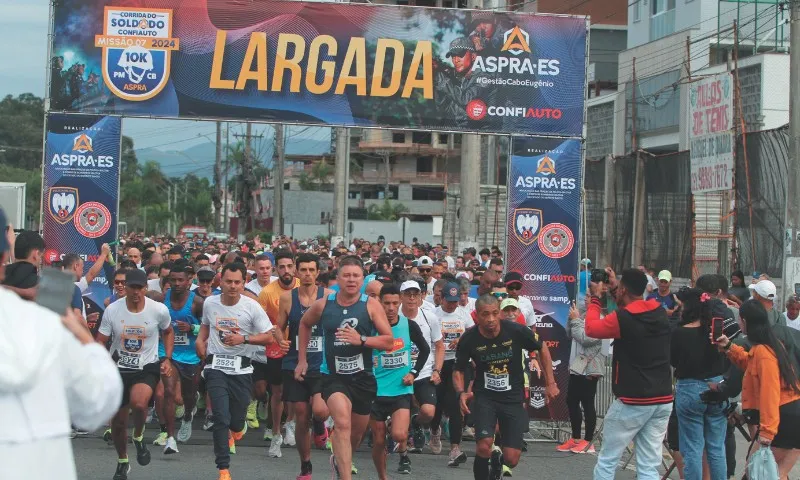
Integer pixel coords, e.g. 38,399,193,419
711,317,723,343
36,267,77,315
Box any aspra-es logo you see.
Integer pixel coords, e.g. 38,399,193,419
73,133,93,153
500,26,531,56
535,155,556,176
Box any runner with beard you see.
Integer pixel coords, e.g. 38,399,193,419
295,256,394,480
257,250,301,455
276,253,333,480
96,269,175,480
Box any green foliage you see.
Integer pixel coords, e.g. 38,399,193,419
0,94,45,171
298,160,334,191
367,200,408,221
0,164,42,225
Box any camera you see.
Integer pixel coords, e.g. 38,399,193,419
590,269,609,283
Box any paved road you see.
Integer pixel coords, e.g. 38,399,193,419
72,425,637,480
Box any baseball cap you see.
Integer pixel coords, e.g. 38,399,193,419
455,271,470,280
657,270,672,282
197,266,216,281
580,258,592,266
400,280,421,292
125,269,148,287
500,298,520,310
749,280,777,299
418,256,434,267
443,282,460,302
0,208,8,253
373,270,393,284
504,271,523,287
445,37,475,58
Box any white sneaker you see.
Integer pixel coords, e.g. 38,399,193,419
269,433,283,458
284,421,296,447
177,418,193,443
164,436,179,454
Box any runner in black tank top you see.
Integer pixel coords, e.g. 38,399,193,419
275,254,332,480
294,256,395,480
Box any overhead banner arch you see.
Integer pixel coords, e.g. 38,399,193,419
48,0,587,136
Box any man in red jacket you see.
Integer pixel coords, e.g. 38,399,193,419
585,268,672,480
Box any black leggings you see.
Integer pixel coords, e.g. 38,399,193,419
431,360,463,445
566,374,598,441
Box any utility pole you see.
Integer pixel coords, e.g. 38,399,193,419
782,1,800,299
214,121,223,233
223,123,230,236
173,182,178,235
459,134,481,249
167,184,172,235
273,124,285,236
631,57,646,268
333,127,349,243
233,124,264,240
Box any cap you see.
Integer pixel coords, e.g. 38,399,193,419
125,268,148,287
500,298,520,310
580,258,592,266
373,271,393,284
504,271,523,286
418,256,434,267
657,270,672,282
443,282,460,302
400,280,422,292
446,37,475,58
749,280,777,299
197,266,216,281
0,208,8,253
455,271,470,280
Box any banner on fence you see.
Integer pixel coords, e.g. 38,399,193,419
42,113,121,330
507,136,582,421
49,0,586,137
688,72,734,194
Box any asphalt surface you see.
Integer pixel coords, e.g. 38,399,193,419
72,423,638,480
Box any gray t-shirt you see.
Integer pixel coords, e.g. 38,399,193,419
202,295,272,359
98,297,172,370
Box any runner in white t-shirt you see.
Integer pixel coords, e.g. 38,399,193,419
244,254,277,299
96,268,174,480
196,262,277,479
399,280,445,454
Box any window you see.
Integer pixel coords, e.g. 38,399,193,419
392,132,405,144
416,156,433,173
412,131,431,144
438,133,449,145
412,187,445,201
453,133,462,144
652,0,675,15
633,1,640,22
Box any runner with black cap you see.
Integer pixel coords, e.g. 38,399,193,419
503,272,535,327
196,266,221,299
96,268,175,480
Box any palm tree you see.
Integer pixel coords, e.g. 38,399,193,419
367,199,408,221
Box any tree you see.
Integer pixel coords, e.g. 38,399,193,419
0,94,45,170
298,159,334,191
367,199,408,221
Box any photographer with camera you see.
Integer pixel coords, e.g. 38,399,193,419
671,281,729,480
714,300,800,479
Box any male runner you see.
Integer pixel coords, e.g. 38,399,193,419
257,249,300,454
455,295,559,480
371,284,430,477
431,282,475,464
399,280,444,453
295,256,394,480
277,253,332,480
196,266,222,298
244,253,276,299
96,269,175,480
153,263,205,446
196,262,278,480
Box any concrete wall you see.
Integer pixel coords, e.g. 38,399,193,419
286,220,440,244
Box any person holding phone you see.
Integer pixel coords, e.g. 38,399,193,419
670,285,729,480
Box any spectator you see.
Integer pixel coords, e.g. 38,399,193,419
785,295,800,331
578,258,591,304
469,269,498,299
729,270,750,304
2,230,45,300
646,270,681,326
586,268,673,480
749,280,785,327
488,257,503,276
558,299,605,454
716,300,800,479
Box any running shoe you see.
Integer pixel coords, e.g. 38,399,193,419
152,431,168,446
203,414,215,431
429,427,442,454
398,455,411,474
175,404,185,419
556,438,578,452
164,436,179,454
351,462,358,474
490,446,503,480
410,415,425,453
228,431,236,455
103,428,113,445
133,437,151,466
218,468,232,480
570,440,594,454
313,426,329,449
263,428,273,442
177,418,193,443
257,400,269,421
296,474,312,480
269,433,283,458
285,420,297,447
246,400,260,429
502,465,513,477
462,426,476,440
113,461,131,480
447,447,467,467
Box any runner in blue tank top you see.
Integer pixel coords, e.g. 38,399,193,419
294,256,394,480
370,284,430,478
153,263,205,452
275,253,333,480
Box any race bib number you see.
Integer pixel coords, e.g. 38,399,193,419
485,372,511,392
174,333,190,346
441,320,464,348
211,354,242,373
117,351,142,370
298,335,323,353
381,351,409,369
335,354,364,374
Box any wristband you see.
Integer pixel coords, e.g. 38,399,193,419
192,324,201,336
410,369,419,378
723,341,732,351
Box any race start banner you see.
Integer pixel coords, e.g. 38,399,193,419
688,72,734,194
48,0,587,137
42,113,122,328
506,136,582,421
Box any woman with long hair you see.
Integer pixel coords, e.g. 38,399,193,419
671,283,728,480
715,300,800,479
